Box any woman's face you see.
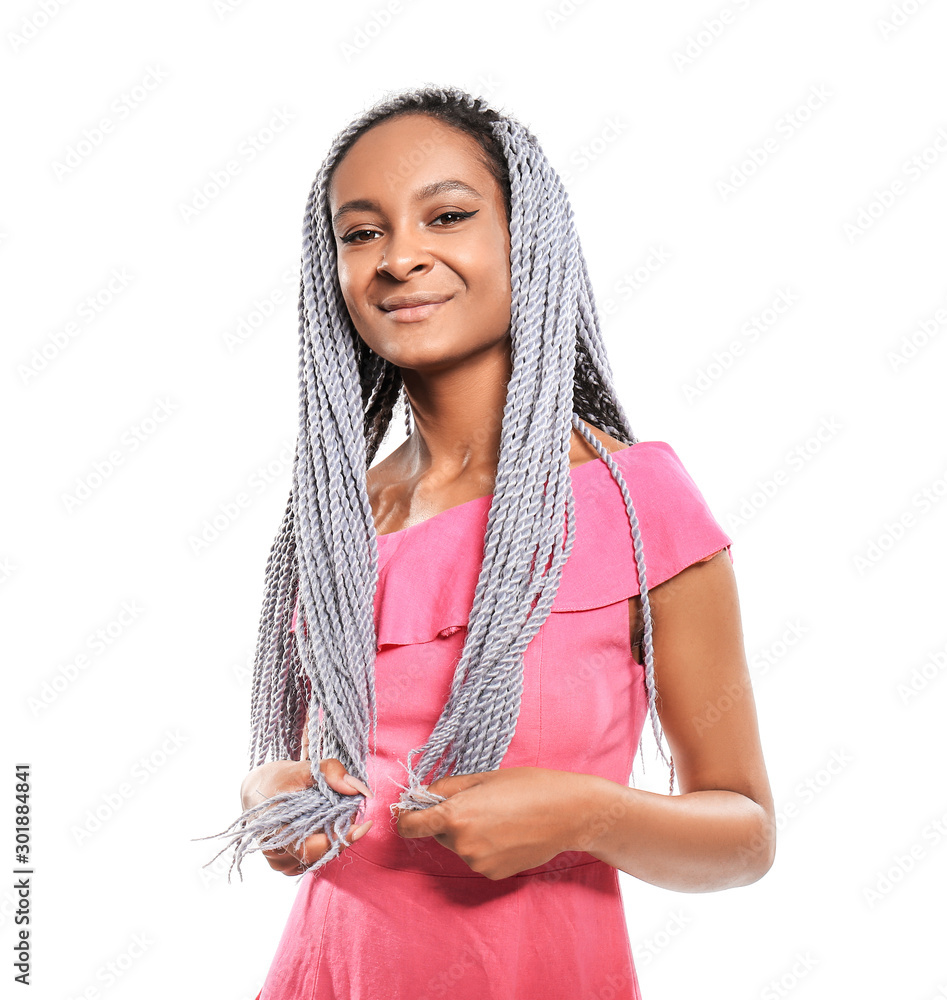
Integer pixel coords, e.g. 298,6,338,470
328,113,512,374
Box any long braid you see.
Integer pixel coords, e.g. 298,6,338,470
394,117,580,790
197,86,673,882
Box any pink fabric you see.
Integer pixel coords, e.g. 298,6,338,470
260,441,732,999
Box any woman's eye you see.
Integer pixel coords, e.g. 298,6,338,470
340,229,379,245
339,210,478,245
432,210,478,225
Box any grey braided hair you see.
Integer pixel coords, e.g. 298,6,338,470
198,85,673,882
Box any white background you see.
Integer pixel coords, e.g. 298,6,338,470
3,1,946,997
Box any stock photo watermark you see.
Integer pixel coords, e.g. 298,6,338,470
843,125,947,243
212,0,253,17
51,66,169,180
633,909,694,967
340,1,407,62
671,0,760,71
8,0,74,53
761,951,819,1000
545,0,595,30
863,804,947,908
724,416,843,532
70,730,189,846
0,557,17,587
60,397,178,513
187,439,295,553
416,939,491,1000
692,621,810,736
178,107,296,223
600,245,673,318
896,638,947,706
27,600,145,717
17,268,135,385
717,85,832,202
749,620,809,678
381,136,438,191
735,749,853,875
560,115,629,184
63,931,155,998
877,0,935,40
222,266,297,351
681,286,799,402
853,462,947,575
885,289,947,372
13,763,32,985
230,646,255,687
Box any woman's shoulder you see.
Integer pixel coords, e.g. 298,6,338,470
551,434,733,611
570,421,692,483
569,419,629,468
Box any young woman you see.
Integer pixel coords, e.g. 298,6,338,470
204,85,775,999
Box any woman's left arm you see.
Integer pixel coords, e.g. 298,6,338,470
395,550,775,887
578,549,776,892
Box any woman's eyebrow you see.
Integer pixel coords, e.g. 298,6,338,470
331,179,484,229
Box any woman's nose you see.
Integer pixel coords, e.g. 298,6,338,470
376,228,434,280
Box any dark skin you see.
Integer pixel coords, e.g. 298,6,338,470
242,112,776,887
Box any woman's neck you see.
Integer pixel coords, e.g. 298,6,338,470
400,336,511,482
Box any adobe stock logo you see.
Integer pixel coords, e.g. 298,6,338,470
716,86,832,202
177,108,295,223
852,462,947,576
50,66,169,180
725,416,843,532
8,0,75,54
634,909,693,967
671,1,759,72
885,290,947,372
877,0,935,41
681,287,799,402
761,952,819,1000
17,268,135,385
339,1,407,62
60,398,178,514
842,125,947,243
27,601,145,717
70,730,189,846
863,805,947,908
896,640,947,706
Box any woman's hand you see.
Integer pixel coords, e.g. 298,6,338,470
392,766,600,881
240,758,374,876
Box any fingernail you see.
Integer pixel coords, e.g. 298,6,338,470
350,820,373,843
342,773,375,799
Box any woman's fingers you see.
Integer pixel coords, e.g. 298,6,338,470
243,758,372,814
249,759,375,875
341,774,374,798
349,820,373,842
294,819,374,866
260,827,326,874
320,758,374,798
261,819,374,874
262,846,315,876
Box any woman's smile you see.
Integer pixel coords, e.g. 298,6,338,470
381,298,452,323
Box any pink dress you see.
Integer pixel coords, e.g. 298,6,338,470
254,440,732,999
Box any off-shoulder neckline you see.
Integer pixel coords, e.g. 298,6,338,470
374,443,635,542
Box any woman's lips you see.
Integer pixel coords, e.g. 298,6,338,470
382,300,449,323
